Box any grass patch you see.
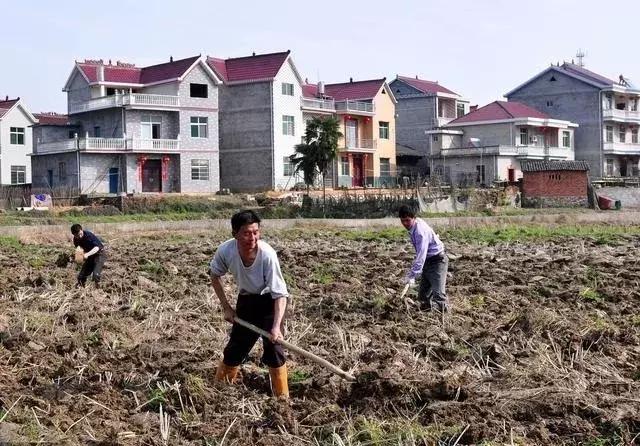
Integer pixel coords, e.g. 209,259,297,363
311,263,334,284
139,259,165,276
339,227,406,242
289,370,311,384
580,287,603,302
0,236,22,249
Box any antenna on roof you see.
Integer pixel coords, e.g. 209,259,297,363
576,49,586,67
170,56,173,62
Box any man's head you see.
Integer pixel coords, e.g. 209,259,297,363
70,224,84,238
398,205,417,230
231,210,261,250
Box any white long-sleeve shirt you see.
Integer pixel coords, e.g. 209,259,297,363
407,218,445,280
210,239,289,299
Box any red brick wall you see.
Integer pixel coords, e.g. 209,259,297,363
523,170,588,198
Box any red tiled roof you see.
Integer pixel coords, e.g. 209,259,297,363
34,112,70,126
0,98,19,119
302,83,318,98
324,79,385,100
396,75,458,96
206,51,290,83
448,101,549,125
77,55,200,85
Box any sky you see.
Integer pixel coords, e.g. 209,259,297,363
2,0,639,113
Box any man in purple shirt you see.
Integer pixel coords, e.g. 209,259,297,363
399,205,449,312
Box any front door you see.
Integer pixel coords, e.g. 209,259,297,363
47,170,53,187
109,168,119,194
346,119,358,148
142,159,162,192
352,155,364,187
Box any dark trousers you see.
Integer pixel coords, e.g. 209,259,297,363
78,251,106,285
223,294,286,368
418,253,449,310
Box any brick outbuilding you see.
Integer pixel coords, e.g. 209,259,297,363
521,160,590,207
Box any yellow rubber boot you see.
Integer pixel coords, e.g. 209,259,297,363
215,362,239,384
269,364,289,398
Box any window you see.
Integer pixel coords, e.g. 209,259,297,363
520,128,529,145
341,156,350,176
476,165,486,184
632,128,638,144
190,83,208,98
68,130,76,139
379,121,389,139
456,103,465,118
606,159,614,176
281,83,294,96
58,162,67,182
106,88,116,96
619,125,626,143
549,76,556,82
546,100,554,107
432,135,438,142
606,126,613,143
10,127,24,145
94,126,101,137
142,115,161,139
562,131,571,148
191,159,210,180
380,158,391,177
190,117,208,138
631,98,638,112
282,115,295,136
283,156,293,176
10,166,26,184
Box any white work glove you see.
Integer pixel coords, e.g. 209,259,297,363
403,276,416,286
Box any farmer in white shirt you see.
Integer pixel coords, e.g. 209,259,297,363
210,210,290,397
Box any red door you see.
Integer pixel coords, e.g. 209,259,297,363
508,168,515,183
352,155,364,187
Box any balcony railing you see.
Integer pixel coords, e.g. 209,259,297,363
35,137,180,153
603,142,640,154
69,93,180,114
603,108,640,121
300,98,335,111
343,138,377,153
437,145,572,159
335,100,375,114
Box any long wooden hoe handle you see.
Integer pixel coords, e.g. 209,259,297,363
233,316,356,381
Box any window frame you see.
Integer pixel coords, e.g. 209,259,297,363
456,103,465,118
378,121,389,139
190,117,208,138
379,157,391,177
10,127,25,145
605,125,614,143
282,115,295,136
562,131,571,148
10,165,26,184
190,159,210,180
281,83,294,96
619,125,626,143
632,127,638,144
189,83,208,98
341,156,350,176
519,128,529,145
283,156,293,176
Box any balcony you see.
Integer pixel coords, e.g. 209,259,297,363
437,145,572,159
335,100,375,115
437,116,456,127
69,93,181,114
342,138,377,153
603,142,640,155
35,137,180,154
602,108,640,122
300,98,335,113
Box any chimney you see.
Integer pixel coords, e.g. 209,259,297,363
252,52,256,56
350,77,353,83
304,77,308,84
415,75,418,79
170,56,173,62
318,81,325,96
97,64,105,82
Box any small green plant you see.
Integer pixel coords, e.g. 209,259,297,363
470,295,486,307
580,287,603,302
311,264,334,284
139,259,165,276
0,236,22,250
371,294,386,310
148,386,168,411
631,315,640,327
185,374,206,397
289,370,311,384
85,331,101,346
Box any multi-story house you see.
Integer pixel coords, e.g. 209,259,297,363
506,61,640,178
31,55,221,194
0,97,37,185
389,75,469,173
427,101,577,186
207,50,305,192
302,78,397,187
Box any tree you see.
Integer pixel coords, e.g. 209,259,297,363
289,117,343,210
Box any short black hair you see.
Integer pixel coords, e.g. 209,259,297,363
70,224,82,235
398,205,416,219
231,210,261,234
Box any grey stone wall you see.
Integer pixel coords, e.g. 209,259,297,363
31,152,79,189
507,70,603,176
179,151,220,193
67,71,91,109
219,82,274,192
522,196,588,208
78,153,126,194
71,108,125,138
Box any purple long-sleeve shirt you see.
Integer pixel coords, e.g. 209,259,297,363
407,218,445,280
